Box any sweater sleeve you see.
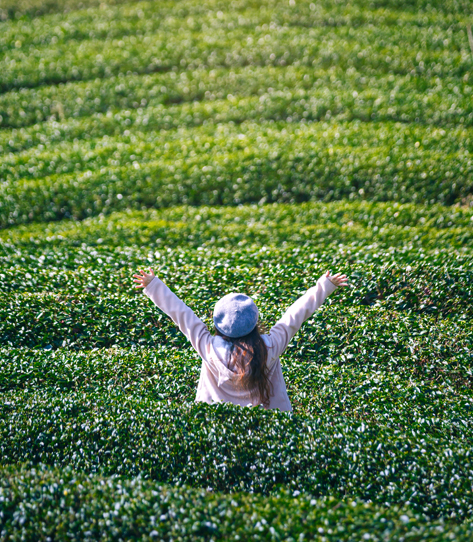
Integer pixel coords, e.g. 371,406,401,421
143,276,211,359
268,275,338,360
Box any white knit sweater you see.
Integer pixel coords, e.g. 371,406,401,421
144,275,337,411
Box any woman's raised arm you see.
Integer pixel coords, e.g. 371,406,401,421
268,271,348,360
133,268,211,358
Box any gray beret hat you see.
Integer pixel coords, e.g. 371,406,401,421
213,293,259,338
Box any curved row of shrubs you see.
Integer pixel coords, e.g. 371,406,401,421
1,1,469,92
2,120,472,228
1,397,472,520
1,345,471,424
3,199,473,247
3,108,472,186
2,260,471,313
0,287,470,352
2,65,471,135
1,0,465,21
2,464,472,541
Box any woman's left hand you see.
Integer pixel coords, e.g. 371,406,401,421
133,268,156,289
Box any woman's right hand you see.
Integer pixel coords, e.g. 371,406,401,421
326,271,349,287
133,268,156,289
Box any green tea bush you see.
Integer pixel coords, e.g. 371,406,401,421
0,274,471,344
1,67,471,135
1,256,471,316
3,201,473,248
1,203,472,317
1,121,472,228
1,398,472,519
2,464,472,542
1,0,468,21
3,112,473,186
1,0,471,229
0,0,140,21
1,345,471,425
1,6,469,93
0,347,199,399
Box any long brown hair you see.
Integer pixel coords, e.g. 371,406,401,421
215,325,273,408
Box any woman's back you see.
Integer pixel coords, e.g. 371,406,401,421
198,332,291,410
137,271,345,411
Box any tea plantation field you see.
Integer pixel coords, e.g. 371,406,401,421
1,0,473,540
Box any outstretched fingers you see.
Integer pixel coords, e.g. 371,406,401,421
334,275,349,287
326,271,349,287
132,267,156,289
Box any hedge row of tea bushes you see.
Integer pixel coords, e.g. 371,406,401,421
1,251,472,315
1,0,467,21
0,347,200,399
1,120,472,228
0,0,137,21
1,201,472,313
3,200,473,245
0,260,471,339
0,252,469,321
6,22,467,94
3,79,472,162
1,65,471,135
1,292,471,392
1,0,471,231
4,119,472,186
2,241,470,290
1,0,470,93
1,343,471,426
1,397,472,520
4,0,464,57
3,466,472,542
0,205,472,342
2,0,467,54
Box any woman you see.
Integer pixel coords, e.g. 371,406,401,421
133,268,348,411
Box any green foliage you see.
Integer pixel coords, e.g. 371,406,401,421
2,67,472,136
1,199,471,528
0,0,139,21
1,0,468,21
1,0,469,93
1,398,473,520
1,120,473,228
1,0,472,536
1,344,471,426
2,200,473,249
1,0,472,228
0,287,471,354
0,347,199,399
2,465,473,542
